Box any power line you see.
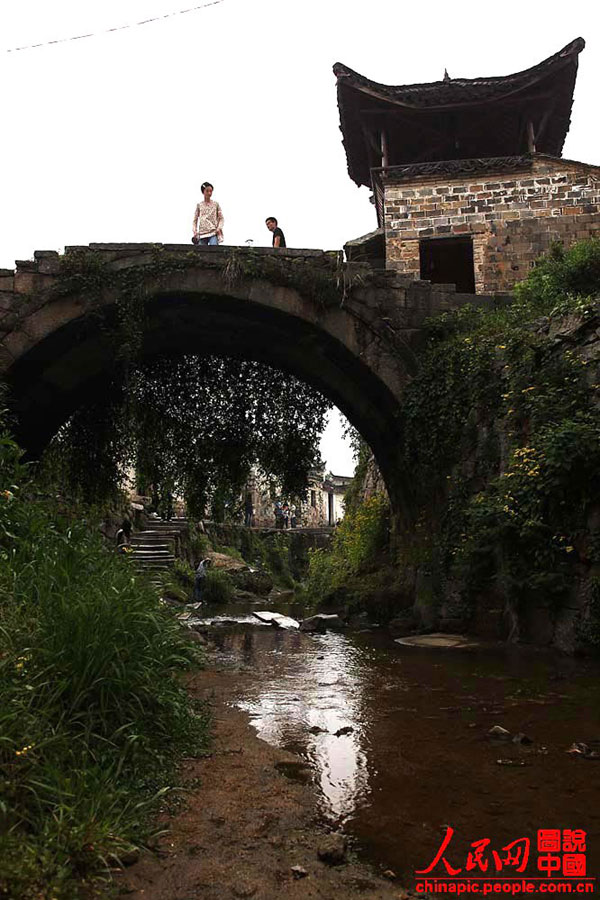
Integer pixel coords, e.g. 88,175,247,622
5,0,226,53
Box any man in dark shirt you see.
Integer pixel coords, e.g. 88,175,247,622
193,557,212,603
266,217,286,248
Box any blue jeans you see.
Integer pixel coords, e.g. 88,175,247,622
198,235,218,246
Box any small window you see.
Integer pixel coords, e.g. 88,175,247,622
311,490,317,508
420,236,475,293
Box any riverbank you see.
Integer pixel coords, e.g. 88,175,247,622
117,654,404,900
0,421,212,900
116,600,600,897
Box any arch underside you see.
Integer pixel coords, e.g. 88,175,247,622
6,289,404,497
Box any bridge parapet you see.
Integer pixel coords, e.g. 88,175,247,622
1,245,345,302
0,243,511,336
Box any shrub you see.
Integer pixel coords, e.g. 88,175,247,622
202,568,234,604
0,418,209,898
577,577,600,647
262,532,295,588
457,417,600,605
307,493,389,602
158,558,195,602
514,238,600,309
239,527,268,567
189,524,212,559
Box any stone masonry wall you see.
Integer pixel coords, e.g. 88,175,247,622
384,155,600,293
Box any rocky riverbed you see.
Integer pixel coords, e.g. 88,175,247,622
116,658,405,900
120,593,600,897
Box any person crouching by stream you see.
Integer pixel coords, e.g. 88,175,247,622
115,519,132,554
192,182,224,245
193,557,212,603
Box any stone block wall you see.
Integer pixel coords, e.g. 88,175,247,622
384,155,600,293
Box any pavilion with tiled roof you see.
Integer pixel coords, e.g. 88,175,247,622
335,40,600,295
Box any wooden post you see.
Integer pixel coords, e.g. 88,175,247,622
381,129,389,168
527,120,536,153
362,123,380,170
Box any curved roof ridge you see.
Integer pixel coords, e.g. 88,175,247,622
333,37,584,108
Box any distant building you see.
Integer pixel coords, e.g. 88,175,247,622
304,465,327,527
336,38,600,294
245,465,354,528
322,472,354,525
305,465,353,527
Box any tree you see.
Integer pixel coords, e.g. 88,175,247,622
43,355,332,517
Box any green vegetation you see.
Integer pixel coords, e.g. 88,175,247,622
307,493,390,603
191,524,312,590
339,430,372,517
44,354,331,519
157,559,235,606
157,558,196,603
156,524,306,605
36,248,333,515
0,421,209,898
202,568,235,605
305,422,392,612
222,245,354,307
512,237,600,310
398,238,600,639
306,239,600,646
261,532,296,589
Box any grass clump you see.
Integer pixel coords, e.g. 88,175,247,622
157,558,195,603
307,493,389,603
0,423,209,898
202,568,235,604
262,532,296,589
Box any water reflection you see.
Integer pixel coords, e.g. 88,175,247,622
201,602,600,879
214,626,372,826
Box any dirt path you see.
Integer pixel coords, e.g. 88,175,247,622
117,660,407,900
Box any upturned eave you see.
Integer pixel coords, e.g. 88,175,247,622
334,38,585,187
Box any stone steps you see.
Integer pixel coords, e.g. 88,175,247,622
131,541,173,549
133,552,175,561
128,517,188,578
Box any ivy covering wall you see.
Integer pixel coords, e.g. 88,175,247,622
401,239,600,647
308,240,600,651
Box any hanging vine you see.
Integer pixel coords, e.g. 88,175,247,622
43,355,331,515
26,246,358,511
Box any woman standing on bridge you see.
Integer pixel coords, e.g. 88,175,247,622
192,182,224,245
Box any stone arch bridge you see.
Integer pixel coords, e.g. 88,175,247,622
0,243,505,508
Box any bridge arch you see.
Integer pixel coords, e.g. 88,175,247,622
1,246,422,507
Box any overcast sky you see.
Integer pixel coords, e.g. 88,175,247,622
2,0,598,473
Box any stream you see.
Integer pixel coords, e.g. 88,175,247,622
192,594,600,882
